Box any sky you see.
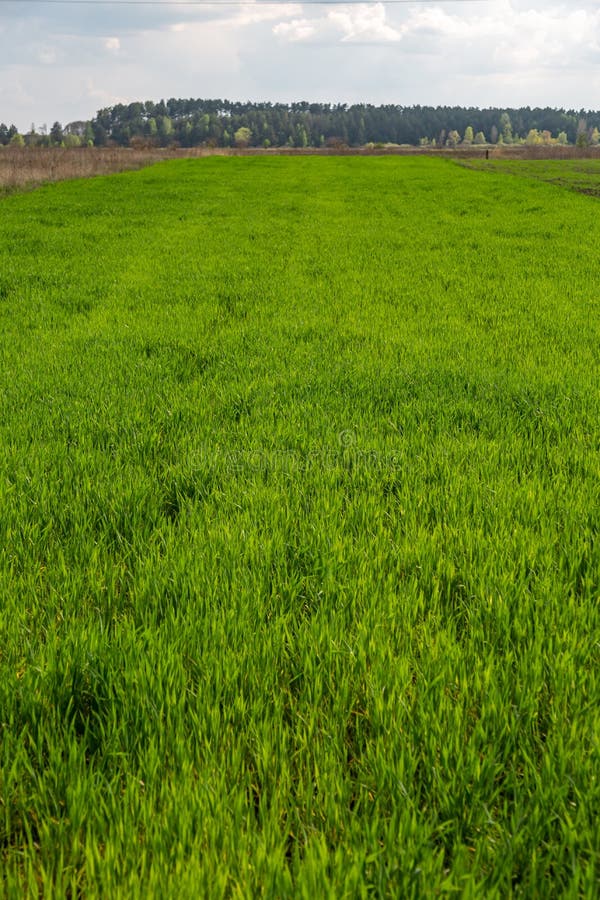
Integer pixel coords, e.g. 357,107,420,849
0,0,599,131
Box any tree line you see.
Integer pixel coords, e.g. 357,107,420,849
2,102,600,149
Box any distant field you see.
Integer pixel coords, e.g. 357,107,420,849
463,157,600,197
2,144,600,194
0,157,598,896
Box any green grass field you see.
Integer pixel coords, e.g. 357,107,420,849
0,157,599,897
464,156,600,197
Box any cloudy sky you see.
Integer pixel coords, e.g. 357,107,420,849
1,0,599,130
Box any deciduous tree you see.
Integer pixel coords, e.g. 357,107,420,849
234,126,252,147
500,113,513,144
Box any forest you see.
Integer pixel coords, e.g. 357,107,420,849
2,102,600,149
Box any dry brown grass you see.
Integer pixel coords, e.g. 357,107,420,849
483,144,600,160
0,146,210,192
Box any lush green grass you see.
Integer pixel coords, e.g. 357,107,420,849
464,156,600,197
0,156,599,897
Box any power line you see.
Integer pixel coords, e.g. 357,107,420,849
0,0,492,5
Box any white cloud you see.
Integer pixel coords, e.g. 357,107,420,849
223,3,302,27
274,3,402,45
273,19,316,42
327,4,402,43
105,37,121,52
406,3,600,64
